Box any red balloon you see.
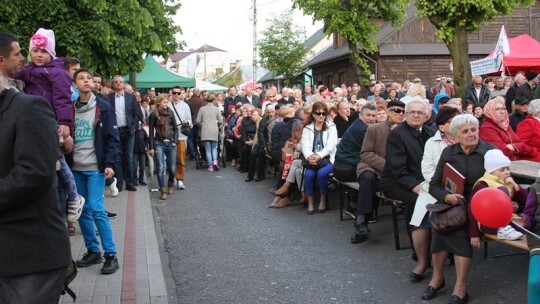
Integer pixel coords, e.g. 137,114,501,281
471,188,514,229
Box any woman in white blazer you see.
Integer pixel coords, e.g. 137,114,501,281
300,101,338,214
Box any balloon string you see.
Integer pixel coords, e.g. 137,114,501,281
512,221,540,240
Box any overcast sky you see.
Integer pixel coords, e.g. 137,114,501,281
174,0,323,60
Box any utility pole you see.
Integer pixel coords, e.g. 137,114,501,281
203,43,207,81
252,0,257,87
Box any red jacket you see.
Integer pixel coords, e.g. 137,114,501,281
517,115,540,152
479,116,539,161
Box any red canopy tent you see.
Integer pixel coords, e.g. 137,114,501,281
489,34,540,75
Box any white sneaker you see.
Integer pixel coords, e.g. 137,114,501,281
109,177,119,197
177,180,185,190
497,225,523,240
67,195,85,222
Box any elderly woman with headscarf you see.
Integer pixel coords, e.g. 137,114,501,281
479,96,538,161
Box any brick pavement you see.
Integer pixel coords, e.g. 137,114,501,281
62,186,168,304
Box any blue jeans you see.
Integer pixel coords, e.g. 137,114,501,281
133,153,146,182
73,170,116,256
203,140,218,165
116,130,135,188
58,155,78,202
155,140,177,188
187,126,198,157
304,162,333,196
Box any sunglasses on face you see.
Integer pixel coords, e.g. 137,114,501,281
389,108,405,114
314,111,327,116
172,92,182,95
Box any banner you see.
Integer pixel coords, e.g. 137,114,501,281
460,26,511,76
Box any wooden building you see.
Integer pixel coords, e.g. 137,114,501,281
307,4,540,90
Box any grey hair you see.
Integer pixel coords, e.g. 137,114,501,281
405,99,429,114
449,114,479,136
529,99,540,116
360,103,376,113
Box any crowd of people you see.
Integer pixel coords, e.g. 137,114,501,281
2,26,540,303
204,74,540,303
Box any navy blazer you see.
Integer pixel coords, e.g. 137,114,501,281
0,89,71,276
243,94,260,108
107,91,143,134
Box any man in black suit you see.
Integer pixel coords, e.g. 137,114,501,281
224,85,243,117
277,87,294,105
243,86,260,108
380,99,434,284
0,33,70,302
108,75,143,191
463,76,490,108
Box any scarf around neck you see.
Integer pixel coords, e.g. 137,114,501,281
153,106,172,139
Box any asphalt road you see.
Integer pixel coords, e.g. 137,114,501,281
152,163,528,304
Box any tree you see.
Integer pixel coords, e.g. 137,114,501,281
293,0,408,85
215,67,243,88
0,0,183,79
257,11,308,87
416,0,535,97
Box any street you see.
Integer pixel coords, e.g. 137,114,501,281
153,164,528,304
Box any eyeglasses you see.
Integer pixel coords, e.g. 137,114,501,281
172,92,182,95
406,111,426,116
314,112,327,116
389,108,405,114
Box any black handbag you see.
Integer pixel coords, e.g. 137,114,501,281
426,202,467,234
301,130,330,169
180,125,191,137
171,103,191,136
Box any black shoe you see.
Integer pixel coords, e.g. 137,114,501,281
350,232,368,243
133,181,139,186
101,254,119,274
107,211,117,219
421,278,446,300
245,178,254,182
254,177,265,182
76,250,102,267
126,184,137,191
117,186,123,192
409,271,425,283
213,164,220,171
355,222,371,235
448,292,468,304
138,180,147,186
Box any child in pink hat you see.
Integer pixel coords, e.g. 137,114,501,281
14,28,84,231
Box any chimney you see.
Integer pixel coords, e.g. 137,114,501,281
229,62,237,72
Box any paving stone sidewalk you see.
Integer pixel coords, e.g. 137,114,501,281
62,186,169,304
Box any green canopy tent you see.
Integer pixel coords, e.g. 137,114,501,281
125,55,195,89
